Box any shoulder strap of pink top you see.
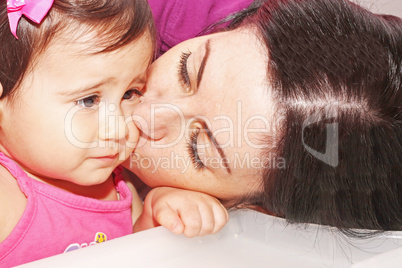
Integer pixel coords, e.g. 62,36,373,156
0,152,33,195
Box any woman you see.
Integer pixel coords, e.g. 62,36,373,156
126,0,402,233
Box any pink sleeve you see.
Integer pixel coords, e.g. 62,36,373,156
148,0,254,54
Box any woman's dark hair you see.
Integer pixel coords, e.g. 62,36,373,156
231,0,401,234
0,0,155,100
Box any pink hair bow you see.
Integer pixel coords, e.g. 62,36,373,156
7,0,54,39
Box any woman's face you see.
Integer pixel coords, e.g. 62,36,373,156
128,28,277,201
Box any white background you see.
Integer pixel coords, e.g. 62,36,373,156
355,0,402,17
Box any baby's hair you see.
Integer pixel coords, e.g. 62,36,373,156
0,0,155,101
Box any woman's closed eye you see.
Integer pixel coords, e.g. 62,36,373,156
75,95,100,109
187,128,206,171
178,51,192,89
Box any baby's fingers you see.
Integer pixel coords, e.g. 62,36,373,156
154,204,184,235
210,203,229,234
197,203,228,236
180,208,204,237
182,202,229,237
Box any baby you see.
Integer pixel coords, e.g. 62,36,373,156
0,0,227,266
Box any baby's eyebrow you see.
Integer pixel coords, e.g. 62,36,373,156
132,73,148,86
59,79,111,98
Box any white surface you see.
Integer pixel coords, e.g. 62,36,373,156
355,0,402,17
352,247,402,268
18,210,402,268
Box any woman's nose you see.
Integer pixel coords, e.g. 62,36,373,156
132,96,189,140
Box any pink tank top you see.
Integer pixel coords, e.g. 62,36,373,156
0,153,133,267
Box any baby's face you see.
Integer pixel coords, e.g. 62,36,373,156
0,30,153,187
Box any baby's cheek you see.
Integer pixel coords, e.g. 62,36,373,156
68,112,98,145
124,117,140,154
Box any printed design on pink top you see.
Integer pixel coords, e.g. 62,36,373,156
64,232,107,253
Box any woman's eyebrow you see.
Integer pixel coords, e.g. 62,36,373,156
199,121,232,174
196,39,211,88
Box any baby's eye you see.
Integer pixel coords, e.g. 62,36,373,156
123,89,143,101
76,95,100,109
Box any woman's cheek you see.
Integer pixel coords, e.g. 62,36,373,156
125,118,140,154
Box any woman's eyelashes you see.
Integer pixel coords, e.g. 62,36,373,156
187,128,206,171
178,51,192,89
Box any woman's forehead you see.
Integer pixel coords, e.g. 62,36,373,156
195,35,274,173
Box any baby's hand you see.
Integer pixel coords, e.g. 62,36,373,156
133,187,229,237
